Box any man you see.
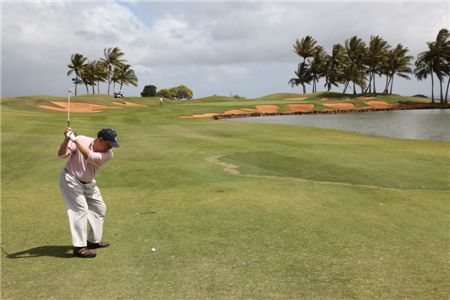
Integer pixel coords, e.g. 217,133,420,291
58,127,119,258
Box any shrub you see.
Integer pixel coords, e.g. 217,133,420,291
156,85,193,100
141,85,157,97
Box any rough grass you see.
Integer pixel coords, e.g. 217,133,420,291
1,93,449,299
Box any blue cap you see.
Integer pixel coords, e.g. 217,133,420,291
97,128,119,148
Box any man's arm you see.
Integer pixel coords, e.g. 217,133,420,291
65,129,91,160
73,139,91,160
58,127,73,157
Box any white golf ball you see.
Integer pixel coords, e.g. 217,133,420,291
151,247,156,252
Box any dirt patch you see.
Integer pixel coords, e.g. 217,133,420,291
39,102,114,113
321,97,335,101
119,101,146,107
207,156,240,175
366,101,396,108
224,110,251,115
355,96,374,100
180,113,219,119
287,104,314,112
323,103,356,110
285,97,308,101
256,105,279,113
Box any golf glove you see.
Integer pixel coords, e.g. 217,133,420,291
66,131,78,142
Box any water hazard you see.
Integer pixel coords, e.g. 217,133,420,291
229,109,450,141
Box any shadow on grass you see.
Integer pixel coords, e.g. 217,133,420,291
3,246,72,259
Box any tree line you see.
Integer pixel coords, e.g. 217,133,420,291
141,84,193,100
290,28,450,104
67,47,138,96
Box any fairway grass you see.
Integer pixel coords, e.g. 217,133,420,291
1,94,449,299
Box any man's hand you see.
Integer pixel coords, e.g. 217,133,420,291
64,127,73,139
66,131,78,142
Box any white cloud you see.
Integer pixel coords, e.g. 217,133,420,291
1,1,448,98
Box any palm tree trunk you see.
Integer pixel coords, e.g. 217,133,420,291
120,82,123,90
343,82,349,94
439,78,444,104
353,81,356,95
373,73,377,94
445,77,449,104
431,73,435,104
75,75,78,96
390,76,394,95
92,85,95,94
383,75,389,94
97,82,100,94
85,84,89,94
366,73,372,94
302,83,306,94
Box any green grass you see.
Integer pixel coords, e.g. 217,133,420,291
1,93,449,299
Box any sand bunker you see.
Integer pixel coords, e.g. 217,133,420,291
40,101,146,113
113,101,145,107
256,105,279,113
355,96,374,100
366,101,396,108
224,105,279,114
323,103,356,110
180,113,219,119
287,104,314,112
182,105,280,118
284,97,308,101
39,102,114,113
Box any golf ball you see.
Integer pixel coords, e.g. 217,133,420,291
151,247,156,252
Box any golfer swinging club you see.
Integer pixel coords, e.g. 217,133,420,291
58,127,119,258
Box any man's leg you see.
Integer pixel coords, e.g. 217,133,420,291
85,181,107,245
59,170,90,248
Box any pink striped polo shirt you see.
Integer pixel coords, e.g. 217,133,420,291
59,135,113,183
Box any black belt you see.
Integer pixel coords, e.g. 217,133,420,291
65,168,91,184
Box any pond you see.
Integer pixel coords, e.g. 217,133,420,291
229,109,450,141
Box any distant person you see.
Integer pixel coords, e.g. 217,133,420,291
57,127,119,258
159,97,164,106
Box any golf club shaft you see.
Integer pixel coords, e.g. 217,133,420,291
67,91,71,127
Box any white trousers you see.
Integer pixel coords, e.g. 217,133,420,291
59,170,106,247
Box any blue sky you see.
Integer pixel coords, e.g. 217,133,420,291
2,1,449,98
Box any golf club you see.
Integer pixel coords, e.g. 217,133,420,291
67,88,73,127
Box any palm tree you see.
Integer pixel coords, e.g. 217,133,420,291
416,29,450,104
293,36,317,64
324,44,346,92
434,29,450,103
102,47,126,95
67,53,87,96
383,44,413,95
415,56,435,103
309,45,327,93
344,36,367,94
289,62,312,94
79,62,96,94
91,60,108,94
293,36,318,93
112,64,138,91
365,35,390,94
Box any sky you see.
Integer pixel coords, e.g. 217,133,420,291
1,0,449,98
